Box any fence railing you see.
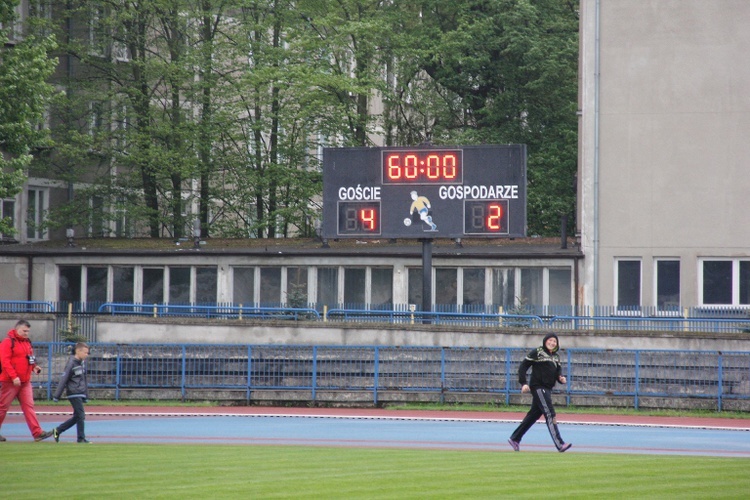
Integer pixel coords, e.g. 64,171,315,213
0,300,55,313
4,301,750,334
35,343,750,411
96,302,321,321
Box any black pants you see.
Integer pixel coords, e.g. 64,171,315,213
56,397,86,441
510,386,566,450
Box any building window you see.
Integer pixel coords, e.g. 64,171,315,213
655,260,680,311
143,268,165,304
259,267,281,305
169,267,191,303
435,268,458,308
492,268,516,311
286,267,308,306
26,188,48,240
700,259,750,306
90,195,106,237
408,268,422,308
233,267,255,305
548,268,572,308
742,262,750,306
616,260,641,310
317,267,338,307
89,101,105,137
371,268,393,308
89,7,106,56
1,200,15,239
344,268,366,305
112,266,134,303
59,266,82,302
86,267,108,304
462,268,485,308
195,268,217,303
520,268,543,311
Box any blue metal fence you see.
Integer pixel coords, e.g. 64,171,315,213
88,302,750,333
35,343,750,410
4,300,750,334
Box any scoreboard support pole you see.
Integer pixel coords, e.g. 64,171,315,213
421,238,433,324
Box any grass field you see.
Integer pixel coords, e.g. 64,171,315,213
5,443,750,499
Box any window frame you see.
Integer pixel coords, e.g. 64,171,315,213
614,259,642,314
654,258,681,314
698,258,750,308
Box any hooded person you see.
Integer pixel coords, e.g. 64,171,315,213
507,333,572,452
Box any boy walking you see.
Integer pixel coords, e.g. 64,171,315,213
508,333,572,452
50,342,91,444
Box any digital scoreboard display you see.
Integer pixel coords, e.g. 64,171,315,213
322,145,526,239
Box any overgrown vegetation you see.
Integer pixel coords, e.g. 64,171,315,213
7,0,579,240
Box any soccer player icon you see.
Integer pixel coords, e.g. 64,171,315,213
407,191,438,231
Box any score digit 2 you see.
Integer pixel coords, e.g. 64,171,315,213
463,200,509,235
337,201,381,236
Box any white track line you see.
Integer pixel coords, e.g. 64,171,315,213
20,410,750,431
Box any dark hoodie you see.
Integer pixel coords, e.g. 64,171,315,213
517,333,562,390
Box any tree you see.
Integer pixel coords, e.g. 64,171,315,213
0,0,58,236
36,0,579,240
406,0,579,236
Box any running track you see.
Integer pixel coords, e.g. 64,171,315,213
3,406,750,457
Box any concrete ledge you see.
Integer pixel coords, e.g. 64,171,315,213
94,316,750,352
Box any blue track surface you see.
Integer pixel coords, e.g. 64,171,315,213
3,411,749,457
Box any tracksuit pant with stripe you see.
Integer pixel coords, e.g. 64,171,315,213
510,386,566,450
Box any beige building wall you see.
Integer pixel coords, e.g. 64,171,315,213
579,0,750,309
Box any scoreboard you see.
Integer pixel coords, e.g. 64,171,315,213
322,144,526,239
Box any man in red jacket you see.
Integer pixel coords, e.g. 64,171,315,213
0,319,53,442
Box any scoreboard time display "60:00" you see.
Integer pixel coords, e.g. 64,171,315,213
322,144,527,240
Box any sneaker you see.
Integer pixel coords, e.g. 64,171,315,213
0,434,6,442
77,439,92,444
559,443,572,453
508,438,520,452
53,428,60,443
35,430,53,442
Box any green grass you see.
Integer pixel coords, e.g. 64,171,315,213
5,443,749,499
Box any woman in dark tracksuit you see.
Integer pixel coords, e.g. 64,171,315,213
50,342,91,443
508,333,572,452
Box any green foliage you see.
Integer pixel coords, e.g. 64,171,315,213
0,1,58,234
37,0,579,240
57,322,88,344
413,0,579,236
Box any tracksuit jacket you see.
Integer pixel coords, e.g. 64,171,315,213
517,333,562,390
53,355,88,400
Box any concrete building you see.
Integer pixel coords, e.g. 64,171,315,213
3,1,748,316
578,0,750,312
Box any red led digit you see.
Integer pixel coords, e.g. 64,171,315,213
383,150,462,184
443,154,457,179
426,155,440,179
387,154,401,180
360,208,377,231
404,154,418,179
487,203,503,230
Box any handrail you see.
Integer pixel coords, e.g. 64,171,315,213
0,300,55,313
326,308,546,328
97,302,320,320
0,300,748,333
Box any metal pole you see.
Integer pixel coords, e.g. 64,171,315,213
421,239,432,324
